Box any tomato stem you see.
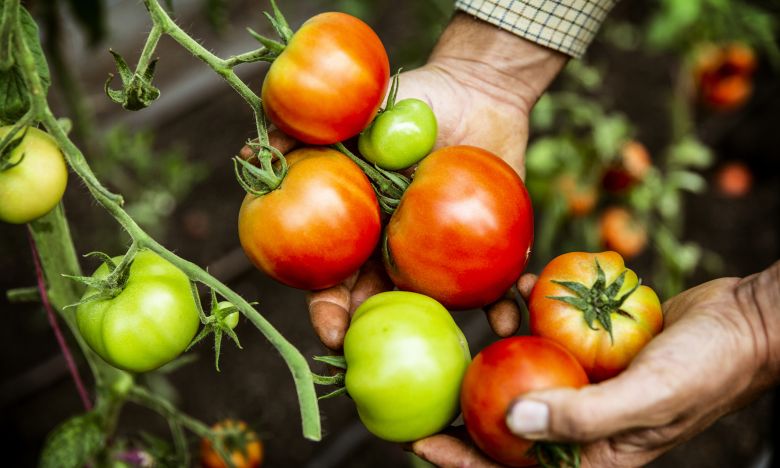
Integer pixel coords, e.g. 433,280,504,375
333,142,409,214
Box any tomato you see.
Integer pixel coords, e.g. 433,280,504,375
201,419,263,468
344,291,471,442
529,251,663,381
239,147,381,290
598,207,647,259
0,126,68,224
461,336,588,467
262,12,389,145
602,140,652,193
76,250,200,373
715,161,753,198
384,146,533,309
358,98,437,170
693,42,756,110
555,173,597,216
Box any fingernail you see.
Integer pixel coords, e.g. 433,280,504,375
506,399,549,437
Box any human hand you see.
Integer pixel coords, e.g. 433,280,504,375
414,261,780,467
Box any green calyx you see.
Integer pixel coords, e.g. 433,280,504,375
63,244,140,309
233,141,288,196
0,124,28,171
186,287,243,372
532,441,581,468
311,355,348,400
242,0,293,63
104,49,160,111
548,260,640,344
382,68,403,112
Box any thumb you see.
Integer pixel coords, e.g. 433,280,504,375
505,367,680,442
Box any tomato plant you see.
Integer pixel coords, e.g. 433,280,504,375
343,291,471,442
461,336,588,467
599,207,648,259
262,12,390,145
529,251,663,381
383,146,533,309
602,140,652,193
0,126,68,224
201,419,263,468
358,97,437,170
238,147,381,290
76,250,201,373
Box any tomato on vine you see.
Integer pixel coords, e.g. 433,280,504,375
529,251,663,381
0,126,68,224
76,250,201,373
383,146,533,309
343,291,471,442
599,207,647,259
201,419,263,468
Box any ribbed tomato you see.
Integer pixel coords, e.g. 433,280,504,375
383,146,533,309
238,147,381,290
262,12,389,145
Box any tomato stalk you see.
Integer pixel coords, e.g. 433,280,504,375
333,142,410,214
532,441,581,468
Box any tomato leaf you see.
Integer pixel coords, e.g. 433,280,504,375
39,412,104,468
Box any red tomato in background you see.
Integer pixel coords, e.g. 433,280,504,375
529,251,663,381
599,206,647,259
383,146,534,310
262,12,390,145
238,147,381,290
461,336,588,467
715,161,753,198
602,140,652,193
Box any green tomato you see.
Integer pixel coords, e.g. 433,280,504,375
76,250,201,373
358,98,437,170
344,291,471,442
0,126,68,224
216,301,240,330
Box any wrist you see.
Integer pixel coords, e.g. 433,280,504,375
427,13,567,114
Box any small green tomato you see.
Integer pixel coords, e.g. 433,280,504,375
216,301,240,330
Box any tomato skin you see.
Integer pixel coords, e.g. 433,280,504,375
461,336,588,467
76,250,201,373
599,207,647,259
201,419,263,468
358,98,437,170
344,291,471,442
0,126,68,224
238,147,381,290
384,146,533,309
529,251,663,382
262,12,389,145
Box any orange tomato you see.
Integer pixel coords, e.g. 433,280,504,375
693,42,756,111
716,161,753,198
201,419,263,468
598,207,647,259
556,174,597,216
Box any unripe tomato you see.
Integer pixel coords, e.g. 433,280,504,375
238,147,381,290
461,336,588,467
0,126,68,224
262,12,389,145
598,207,647,259
201,419,263,468
358,98,437,170
76,250,200,373
384,146,533,309
344,291,471,442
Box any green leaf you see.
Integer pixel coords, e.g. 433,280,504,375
39,413,104,468
668,170,707,193
530,94,555,131
19,6,50,91
667,138,713,169
592,115,631,162
526,138,561,177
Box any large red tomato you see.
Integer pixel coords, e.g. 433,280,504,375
383,146,533,309
461,336,589,467
529,251,663,381
262,12,390,145
238,147,381,290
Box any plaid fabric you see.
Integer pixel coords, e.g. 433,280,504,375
454,0,617,58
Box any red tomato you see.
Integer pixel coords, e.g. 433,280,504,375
715,161,753,197
693,42,756,111
598,207,647,259
238,147,381,290
262,12,389,145
461,336,588,467
383,146,533,309
602,140,652,193
529,251,663,382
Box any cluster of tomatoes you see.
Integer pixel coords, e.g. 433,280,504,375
692,42,757,111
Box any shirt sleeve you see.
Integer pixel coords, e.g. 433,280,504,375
454,0,618,58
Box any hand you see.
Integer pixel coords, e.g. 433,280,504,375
306,13,567,350
414,261,780,467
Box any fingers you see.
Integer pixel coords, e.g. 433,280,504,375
516,273,537,300
307,285,351,350
347,260,393,314
239,128,298,160
412,433,502,468
485,298,521,337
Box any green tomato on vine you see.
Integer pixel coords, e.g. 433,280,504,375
358,73,437,170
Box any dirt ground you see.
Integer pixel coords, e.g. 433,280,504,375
1,1,778,467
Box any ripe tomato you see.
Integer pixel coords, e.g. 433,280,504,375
201,419,263,468
384,146,533,309
555,173,597,216
602,140,652,193
76,250,201,373
715,161,753,198
693,42,756,110
262,12,389,145
529,251,663,381
461,336,588,467
238,147,381,290
358,98,437,170
598,206,647,259
344,291,471,442
0,126,68,224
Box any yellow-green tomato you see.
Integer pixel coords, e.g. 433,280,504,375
76,250,201,373
358,98,437,170
0,126,68,224
344,291,471,442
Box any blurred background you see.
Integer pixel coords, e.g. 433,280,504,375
1,0,778,466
